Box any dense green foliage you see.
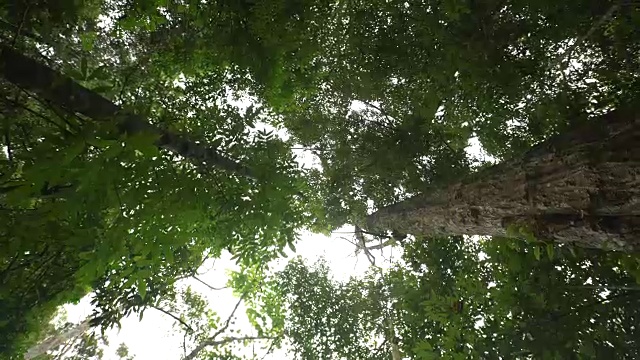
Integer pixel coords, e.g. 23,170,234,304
257,237,640,359
0,0,638,358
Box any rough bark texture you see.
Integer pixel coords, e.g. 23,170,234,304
0,45,253,178
367,110,640,250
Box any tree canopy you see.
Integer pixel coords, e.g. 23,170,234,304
0,0,639,359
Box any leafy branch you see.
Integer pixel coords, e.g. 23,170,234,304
182,293,249,360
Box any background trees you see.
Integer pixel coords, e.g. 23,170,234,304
0,0,638,358
252,236,640,359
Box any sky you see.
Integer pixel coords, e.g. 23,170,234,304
61,227,398,360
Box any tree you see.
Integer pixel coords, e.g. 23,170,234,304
19,308,132,360
252,237,640,359
267,0,640,245
1,0,639,358
366,109,640,250
0,2,323,355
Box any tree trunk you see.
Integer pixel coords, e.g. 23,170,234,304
24,318,91,360
367,110,640,250
0,45,253,178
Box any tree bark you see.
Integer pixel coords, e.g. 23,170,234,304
0,45,253,178
24,318,91,360
367,110,640,250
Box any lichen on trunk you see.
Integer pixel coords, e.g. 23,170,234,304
366,110,640,250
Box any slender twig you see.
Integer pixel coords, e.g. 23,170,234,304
150,306,195,334
0,253,20,282
258,339,277,360
0,96,69,134
15,85,84,133
568,284,640,291
183,332,188,358
553,4,619,67
184,336,278,360
10,5,31,46
332,229,392,239
359,100,395,131
213,293,246,339
113,183,125,218
193,275,227,291
182,293,248,360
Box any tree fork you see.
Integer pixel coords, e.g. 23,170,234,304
0,44,253,178
366,110,640,250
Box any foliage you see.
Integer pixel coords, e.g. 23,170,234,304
253,237,640,359
0,0,638,358
0,0,323,355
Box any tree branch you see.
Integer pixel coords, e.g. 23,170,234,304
151,306,195,334
192,275,227,291
0,44,254,178
182,293,247,360
553,4,619,67
184,336,278,360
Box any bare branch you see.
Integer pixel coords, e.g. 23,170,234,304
193,275,227,291
184,336,278,360
150,306,194,334
182,293,248,360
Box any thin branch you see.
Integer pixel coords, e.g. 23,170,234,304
355,225,376,266
184,336,278,360
193,275,227,291
359,100,395,131
183,332,188,358
213,293,246,339
205,336,278,349
182,293,248,360
150,306,194,334
10,5,31,47
568,285,640,291
553,4,619,67
258,339,277,360
331,230,392,239
354,225,403,360
15,85,84,133
0,96,70,135
113,183,125,218
364,239,398,251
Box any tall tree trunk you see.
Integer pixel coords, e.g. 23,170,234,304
24,318,91,360
367,110,640,250
0,45,253,178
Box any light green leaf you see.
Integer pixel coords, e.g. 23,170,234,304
546,243,554,260
533,246,541,261
138,279,147,299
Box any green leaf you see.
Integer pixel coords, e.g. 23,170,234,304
81,57,88,79
89,65,110,81
81,32,96,51
287,241,296,253
138,279,147,299
63,141,86,164
533,246,541,261
546,243,554,260
91,84,114,94
126,132,161,157
102,141,123,159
